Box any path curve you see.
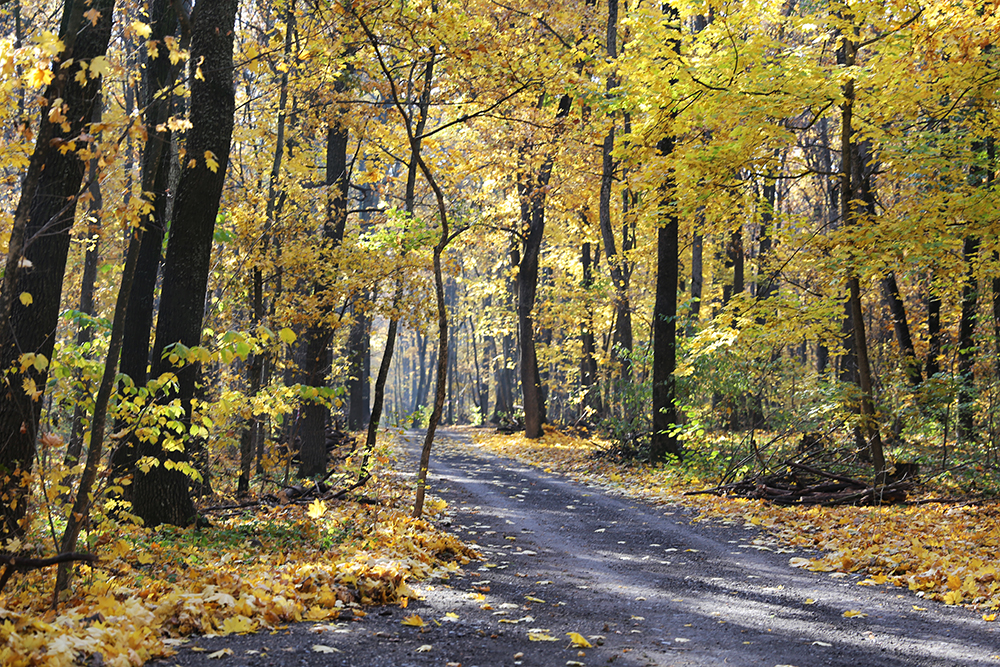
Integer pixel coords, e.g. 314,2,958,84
155,429,999,667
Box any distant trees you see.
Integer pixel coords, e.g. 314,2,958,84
0,0,999,544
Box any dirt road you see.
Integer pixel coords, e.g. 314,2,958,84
154,430,999,666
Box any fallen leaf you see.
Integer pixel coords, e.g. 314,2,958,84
804,598,816,605
208,648,233,659
416,644,433,653
567,631,592,648
402,614,426,627
311,645,341,654
528,629,559,641
525,595,545,603
842,610,867,618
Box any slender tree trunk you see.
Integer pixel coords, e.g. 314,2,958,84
956,236,980,442
131,0,238,527
112,0,185,491
67,96,105,466
881,273,921,386
926,284,942,377
518,95,571,438
297,122,350,477
0,0,114,540
580,242,600,419
650,2,682,463
839,27,885,479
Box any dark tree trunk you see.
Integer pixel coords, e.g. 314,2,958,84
926,283,942,378
839,30,885,478
649,2,681,463
881,273,921,386
112,0,185,490
993,252,1000,382
0,0,115,540
650,153,681,462
689,229,703,332
131,0,238,527
346,304,371,431
67,97,105,466
956,236,980,442
518,95,571,438
297,122,350,477
580,242,600,419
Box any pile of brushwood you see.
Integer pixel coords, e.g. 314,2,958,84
689,432,919,506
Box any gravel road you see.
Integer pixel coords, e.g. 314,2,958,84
152,429,1000,667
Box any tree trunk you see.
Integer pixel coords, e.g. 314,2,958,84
650,2,682,463
0,0,114,540
580,242,600,419
518,95,572,438
67,96,105,466
956,236,980,442
881,273,921,386
112,0,186,491
131,0,238,527
297,122,350,477
839,28,886,479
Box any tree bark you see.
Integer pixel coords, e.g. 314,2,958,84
67,96,105,466
297,122,350,478
518,95,571,439
131,0,238,527
956,235,980,442
838,26,886,479
650,2,682,463
0,0,114,540
881,273,921,386
112,0,186,491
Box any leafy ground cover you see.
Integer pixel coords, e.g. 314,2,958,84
0,462,475,667
469,427,1000,618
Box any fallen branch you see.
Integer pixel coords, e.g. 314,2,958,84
0,552,97,595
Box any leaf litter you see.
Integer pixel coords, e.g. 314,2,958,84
469,428,1000,613
0,460,476,666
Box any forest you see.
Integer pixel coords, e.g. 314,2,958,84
0,0,998,663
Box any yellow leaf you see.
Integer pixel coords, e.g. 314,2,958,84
804,598,816,605
219,615,255,636
36,31,65,56
207,648,233,659
311,645,341,653
205,150,220,173
401,614,426,627
983,613,997,622
525,595,545,603
89,55,111,79
943,590,963,605
912,605,927,611
19,292,32,306
528,630,559,641
567,632,592,648
279,327,297,344
131,21,152,38
307,499,327,520
842,610,867,618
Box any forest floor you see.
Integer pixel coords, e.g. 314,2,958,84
149,428,1000,667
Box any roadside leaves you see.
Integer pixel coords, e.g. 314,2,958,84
472,429,1000,613
567,631,593,647
528,629,560,641
401,614,427,627
0,463,476,666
